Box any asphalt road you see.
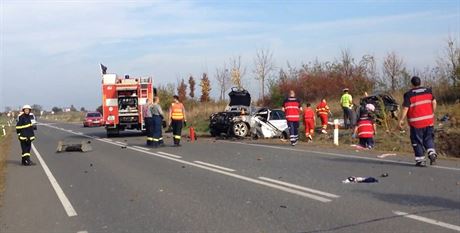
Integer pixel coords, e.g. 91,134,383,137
1,120,459,233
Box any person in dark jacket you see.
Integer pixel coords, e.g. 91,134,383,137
16,105,35,166
151,96,165,147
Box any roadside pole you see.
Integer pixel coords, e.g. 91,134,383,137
333,119,339,146
1,125,6,136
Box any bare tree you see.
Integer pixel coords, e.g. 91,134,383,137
215,63,230,101
383,51,405,91
253,48,275,98
188,75,196,99
230,55,246,88
437,36,460,86
340,48,354,78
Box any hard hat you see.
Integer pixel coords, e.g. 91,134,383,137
366,103,375,112
22,104,32,110
343,88,349,92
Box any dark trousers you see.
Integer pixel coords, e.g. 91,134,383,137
172,120,183,145
20,139,32,157
410,126,436,161
359,137,374,149
145,117,154,145
287,121,299,144
342,107,353,129
152,115,164,146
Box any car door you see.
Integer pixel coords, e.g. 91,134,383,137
268,110,288,131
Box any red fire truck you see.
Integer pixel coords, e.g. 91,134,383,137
102,73,155,137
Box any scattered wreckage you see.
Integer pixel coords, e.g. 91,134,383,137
209,87,289,139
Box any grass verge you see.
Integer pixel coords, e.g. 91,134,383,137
0,117,13,206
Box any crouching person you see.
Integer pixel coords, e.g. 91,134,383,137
353,104,376,149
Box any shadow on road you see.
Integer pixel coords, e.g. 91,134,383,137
298,208,453,233
358,190,460,210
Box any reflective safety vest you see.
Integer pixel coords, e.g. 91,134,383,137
340,93,353,108
316,101,330,115
405,87,434,128
357,118,374,138
283,97,301,122
303,108,315,120
170,102,185,120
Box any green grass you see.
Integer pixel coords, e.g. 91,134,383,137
0,115,13,206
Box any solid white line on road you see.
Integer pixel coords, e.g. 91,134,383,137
32,144,78,217
225,141,460,172
157,151,182,159
393,211,460,232
132,146,150,151
128,147,332,203
42,124,335,203
194,161,236,172
77,231,88,233
258,177,340,198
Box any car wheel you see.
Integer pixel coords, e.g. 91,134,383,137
233,122,249,137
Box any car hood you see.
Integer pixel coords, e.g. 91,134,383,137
228,87,251,107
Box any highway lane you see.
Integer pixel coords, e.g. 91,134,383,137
1,120,459,233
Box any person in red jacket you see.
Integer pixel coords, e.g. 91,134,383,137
303,103,315,142
353,104,376,149
282,90,302,146
399,76,438,167
315,98,330,134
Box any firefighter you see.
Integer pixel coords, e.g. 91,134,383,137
282,90,302,146
151,96,164,147
144,98,154,146
316,98,331,134
353,104,377,149
16,105,35,166
303,103,315,142
340,88,353,129
399,76,438,167
169,95,187,146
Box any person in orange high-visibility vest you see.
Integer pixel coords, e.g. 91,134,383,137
399,76,438,167
303,103,315,142
315,98,331,134
168,95,187,146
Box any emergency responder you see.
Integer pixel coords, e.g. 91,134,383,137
151,96,165,147
353,104,377,149
399,76,438,167
282,90,302,146
316,98,331,134
169,95,187,146
340,88,353,129
144,98,154,146
303,103,315,142
16,105,35,166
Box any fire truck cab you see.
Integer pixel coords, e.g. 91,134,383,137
102,74,155,137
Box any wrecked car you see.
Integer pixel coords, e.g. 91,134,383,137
359,93,399,123
209,87,289,138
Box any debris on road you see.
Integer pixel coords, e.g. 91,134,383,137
279,205,287,208
378,153,397,158
381,173,389,177
342,176,379,183
121,146,127,149
350,144,367,150
56,140,92,153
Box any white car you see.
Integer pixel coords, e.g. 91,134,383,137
250,108,289,139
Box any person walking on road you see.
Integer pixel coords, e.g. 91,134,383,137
282,90,302,146
303,103,315,142
340,88,353,129
399,76,438,167
151,96,165,147
169,95,187,147
16,105,35,166
143,98,154,146
316,98,331,134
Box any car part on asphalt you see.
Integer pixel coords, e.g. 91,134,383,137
56,140,92,152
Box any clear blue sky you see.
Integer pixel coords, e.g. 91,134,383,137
1,0,459,110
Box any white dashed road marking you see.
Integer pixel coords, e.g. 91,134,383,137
393,211,460,232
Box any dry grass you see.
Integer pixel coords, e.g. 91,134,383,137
42,112,85,123
0,117,13,206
